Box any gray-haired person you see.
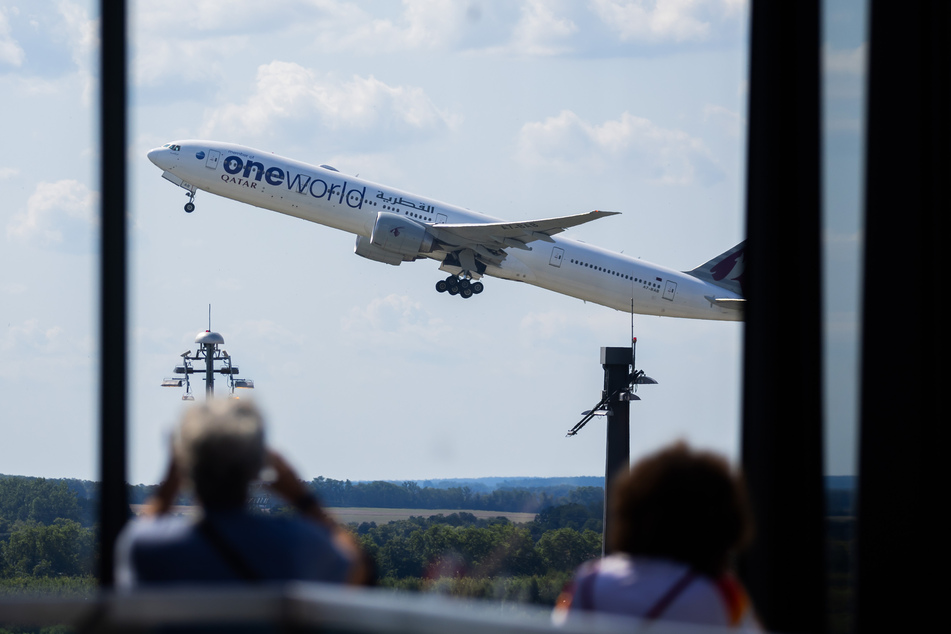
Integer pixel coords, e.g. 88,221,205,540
115,399,364,587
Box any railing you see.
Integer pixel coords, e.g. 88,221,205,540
0,583,735,634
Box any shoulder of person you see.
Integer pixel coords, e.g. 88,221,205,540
122,513,194,541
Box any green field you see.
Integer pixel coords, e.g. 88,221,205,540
326,507,538,525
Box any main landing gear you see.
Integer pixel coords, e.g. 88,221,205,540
435,275,484,299
184,190,196,213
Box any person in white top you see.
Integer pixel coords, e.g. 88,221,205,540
555,442,760,629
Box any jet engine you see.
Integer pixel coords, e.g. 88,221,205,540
354,212,434,265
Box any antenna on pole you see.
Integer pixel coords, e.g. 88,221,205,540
631,296,635,368
208,304,212,331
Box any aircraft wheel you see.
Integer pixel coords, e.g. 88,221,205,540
459,279,470,290
472,282,484,294
448,284,460,296
460,287,474,299
184,202,195,213
435,280,448,293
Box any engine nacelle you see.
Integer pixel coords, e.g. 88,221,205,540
354,235,403,265
354,212,434,266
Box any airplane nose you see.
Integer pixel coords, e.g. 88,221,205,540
148,146,181,170
147,147,164,167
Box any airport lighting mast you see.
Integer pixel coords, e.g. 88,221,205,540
567,338,656,556
161,327,254,400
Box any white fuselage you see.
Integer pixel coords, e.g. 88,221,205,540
148,141,742,321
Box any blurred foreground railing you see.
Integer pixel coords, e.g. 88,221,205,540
0,583,744,634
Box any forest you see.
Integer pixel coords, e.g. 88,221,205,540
0,474,604,606
0,473,854,632
0,477,98,604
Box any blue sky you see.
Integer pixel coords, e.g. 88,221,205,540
0,0,865,485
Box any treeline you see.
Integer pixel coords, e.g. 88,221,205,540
413,476,604,492
23,476,608,516
351,502,603,604
0,477,97,583
0,473,605,605
12,473,856,517
305,478,604,513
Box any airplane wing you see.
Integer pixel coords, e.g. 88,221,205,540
431,210,619,257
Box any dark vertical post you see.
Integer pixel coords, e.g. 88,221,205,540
857,3,950,632
204,343,215,399
98,0,128,587
741,2,825,632
601,346,631,556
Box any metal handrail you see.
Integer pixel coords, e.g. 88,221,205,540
0,583,732,634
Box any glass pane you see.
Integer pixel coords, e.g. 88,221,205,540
0,0,98,598
822,1,867,632
128,0,748,606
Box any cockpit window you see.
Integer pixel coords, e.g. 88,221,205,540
163,143,181,151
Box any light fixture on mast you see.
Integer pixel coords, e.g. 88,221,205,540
161,311,254,400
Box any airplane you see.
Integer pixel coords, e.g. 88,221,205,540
147,141,745,321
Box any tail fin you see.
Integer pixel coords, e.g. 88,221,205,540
684,241,745,296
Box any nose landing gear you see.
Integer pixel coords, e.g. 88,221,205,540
184,190,196,213
435,275,484,299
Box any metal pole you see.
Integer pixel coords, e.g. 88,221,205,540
601,346,631,556
98,0,128,587
205,343,215,399
740,2,825,631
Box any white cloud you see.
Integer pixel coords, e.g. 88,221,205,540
0,319,92,381
133,0,466,89
518,307,622,346
823,229,862,247
341,294,452,345
134,35,241,89
589,0,745,44
703,103,742,138
201,62,461,144
0,75,60,95
823,43,866,101
7,180,98,247
56,0,98,104
0,2,96,73
517,110,722,185
133,0,323,88
334,0,467,53
1,318,65,355
508,0,578,55
57,1,98,68
132,0,744,94
0,6,25,66
0,167,19,180
824,42,866,76
233,319,307,347
135,0,367,37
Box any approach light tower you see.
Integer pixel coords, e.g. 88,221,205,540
161,328,254,400
567,338,656,556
